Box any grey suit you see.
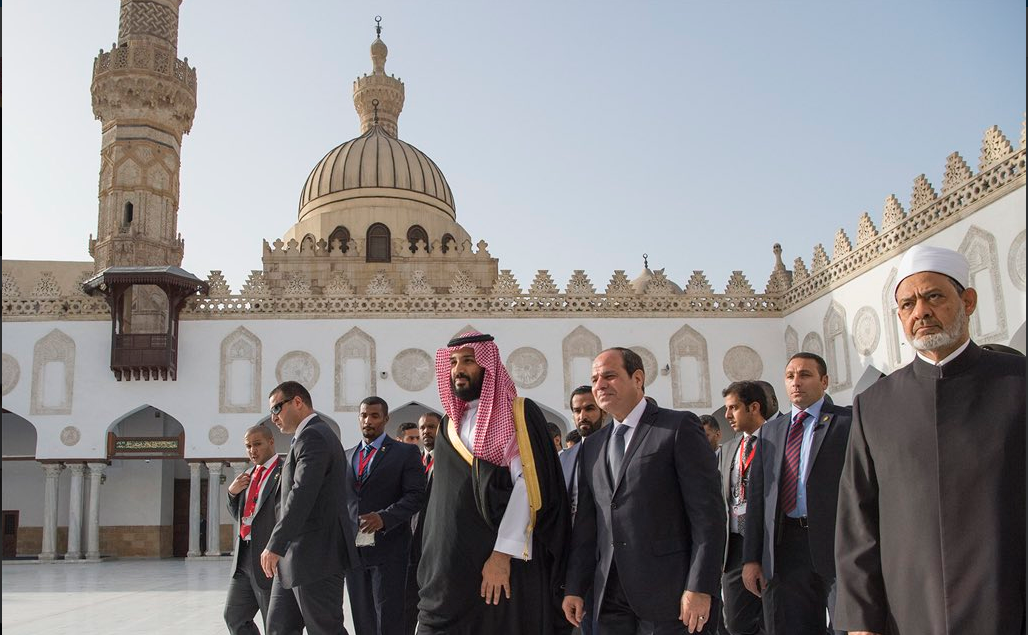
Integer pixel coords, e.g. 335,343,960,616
743,403,851,635
225,459,282,635
265,416,356,635
566,400,725,632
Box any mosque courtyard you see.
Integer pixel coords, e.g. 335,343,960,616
1,559,357,634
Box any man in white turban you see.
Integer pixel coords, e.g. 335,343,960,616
834,244,1026,635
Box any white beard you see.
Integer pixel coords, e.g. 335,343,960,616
908,303,968,353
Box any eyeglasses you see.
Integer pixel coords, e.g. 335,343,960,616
270,398,292,415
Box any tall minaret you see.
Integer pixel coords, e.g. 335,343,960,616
353,16,405,136
88,0,197,271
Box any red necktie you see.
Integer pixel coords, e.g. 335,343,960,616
239,465,265,540
779,411,808,515
422,451,434,474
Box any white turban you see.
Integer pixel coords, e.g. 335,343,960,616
894,245,970,297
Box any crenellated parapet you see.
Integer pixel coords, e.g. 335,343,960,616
774,118,1025,310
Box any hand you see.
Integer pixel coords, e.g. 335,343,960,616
562,595,585,627
480,551,512,605
358,512,384,533
228,472,250,496
742,562,766,597
260,548,280,579
849,632,883,635
679,590,711,633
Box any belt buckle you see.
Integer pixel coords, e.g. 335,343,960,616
798,516,809,529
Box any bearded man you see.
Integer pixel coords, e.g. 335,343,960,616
416,332,570,635
834,244,1026,635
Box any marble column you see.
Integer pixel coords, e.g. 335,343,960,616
65,463,85,560
204,462,224,556
187,462,203,557
39,463,64,561
86,462,106,559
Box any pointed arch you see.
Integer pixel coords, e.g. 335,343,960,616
407,225,430,254
801,332,824,358
784,325,799,359
959,226,1007,344
300,233,317,253
329,226,351,253
366,223,391,263
823,301,852,391
1,410,38,458
220,327,262,413
335,328,377,412
881,267,904,370
31,329,75,415
562,326,602,398
669,324,710,408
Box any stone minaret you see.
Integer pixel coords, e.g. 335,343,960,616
88,0,197,271
353,17,405,136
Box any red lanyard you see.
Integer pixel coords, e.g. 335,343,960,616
737,438,756,499
358,446,378,479
249,459,277,504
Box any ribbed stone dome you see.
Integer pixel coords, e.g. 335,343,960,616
298,125,455,220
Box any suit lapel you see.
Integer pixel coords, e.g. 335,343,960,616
805,410,834,480
722,435,744,502
254,462,282,514
613,408,653,494
362,438,391,486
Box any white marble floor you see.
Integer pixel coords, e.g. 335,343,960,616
1,559,356,634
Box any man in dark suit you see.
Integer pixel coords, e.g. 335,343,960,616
402,411,441,635
224,424,283,635
346,396,427,635
564,347,725,634
261,381,354,635
742,353,851,635
718,382,767,635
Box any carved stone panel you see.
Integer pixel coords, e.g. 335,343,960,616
669,324,711,408
276,351,320,388
208,425,230,446
823,302,852,391
881,268,902,370
629,346,657,387
60,426,81,447
2,354,20,396
723,346,763,381
392,349,433,392
336,328,376,412
506,347,548,389
784,326,799,359
219,327,261,414
1008,230,1026,291
563,326,602,399
801,332,824,357
960,225,1007,344
31,329,75,415
852,306,882,356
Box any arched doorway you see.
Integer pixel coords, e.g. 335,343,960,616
1,410,38,559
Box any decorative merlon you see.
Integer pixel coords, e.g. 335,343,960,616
856,212,878,245
942,152,973,194
684,271,714,296
979,125,1013,171
832,229,852,261
909,174,938,211
882,194,906,229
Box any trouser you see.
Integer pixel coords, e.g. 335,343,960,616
347,558,408,635
266,571,347,635
598,561,721,635
763,521,841,635
224,540,272,635
402,560,420,635
722,533,765,635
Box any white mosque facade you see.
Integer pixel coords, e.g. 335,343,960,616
2,0,1025,560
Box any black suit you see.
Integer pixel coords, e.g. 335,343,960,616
566,400,725,633
718,434,764,635
403,451,433,635
225,459,283,635
345,435,427,635
743,402,851,635
265,416,356,635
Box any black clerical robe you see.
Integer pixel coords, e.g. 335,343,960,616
835,342,1026,634
416,398,570,635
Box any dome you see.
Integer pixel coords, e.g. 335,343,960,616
631,267,683,294
298,125,455,221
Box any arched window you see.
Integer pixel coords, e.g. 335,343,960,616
441,233,455,254
407,225,429,254
122,201,134,226
300,234,317,253
366,223,391,263
329,226,350,253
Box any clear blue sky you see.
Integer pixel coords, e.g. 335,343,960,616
3,1,1025,293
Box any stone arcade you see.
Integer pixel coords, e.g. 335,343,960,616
2,0,1025,560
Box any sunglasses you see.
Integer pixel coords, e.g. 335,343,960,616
270,398,292,415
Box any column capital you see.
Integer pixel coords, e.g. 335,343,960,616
204,461,225,473
67,462,87,477
188,462,203,476
41,463,65,478
87,462,108,473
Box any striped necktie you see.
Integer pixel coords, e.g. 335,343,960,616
779,410,808,514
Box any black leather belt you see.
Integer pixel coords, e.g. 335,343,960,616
781,515,809,529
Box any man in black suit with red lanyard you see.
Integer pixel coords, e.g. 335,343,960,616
564,347,725,634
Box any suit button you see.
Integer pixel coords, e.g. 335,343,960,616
620,541,627,547
611,503,618,510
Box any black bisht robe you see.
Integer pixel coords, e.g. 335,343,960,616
417,398,571,635
835,342,1026,634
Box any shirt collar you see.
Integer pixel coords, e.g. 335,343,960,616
259,454,278,470
613,397,648,430
792,396,825,422
293,412,318,439
915,338,971,367
363,432,387,451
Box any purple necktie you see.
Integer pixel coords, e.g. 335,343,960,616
779,410,808,515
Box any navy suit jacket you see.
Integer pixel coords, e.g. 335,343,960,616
345,435,427,567
743,402,852,580
266,416,355,588
566,401,726,621
227,459,282,590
